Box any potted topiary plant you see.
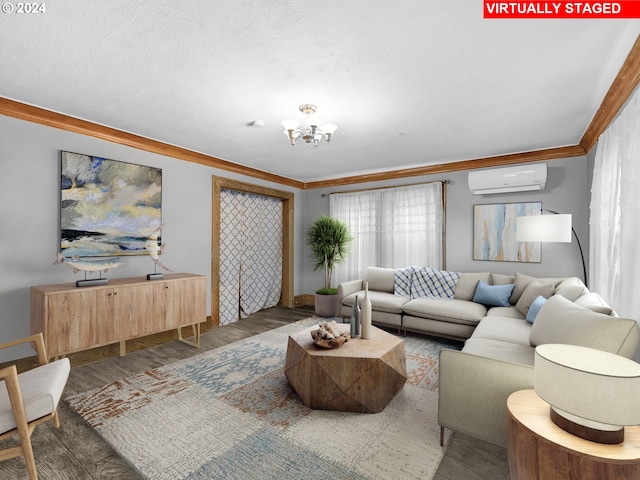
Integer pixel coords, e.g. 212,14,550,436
306,214,352,317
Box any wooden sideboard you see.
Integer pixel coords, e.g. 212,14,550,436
31,273,207,358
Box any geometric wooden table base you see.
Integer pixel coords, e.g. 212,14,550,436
284,324,407,413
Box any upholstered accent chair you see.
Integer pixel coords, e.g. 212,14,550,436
0,333,70,479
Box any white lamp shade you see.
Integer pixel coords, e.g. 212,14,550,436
516,214,572,242
535,344,640,428
304,113,324,127
320,123,338,135
281,119,299,131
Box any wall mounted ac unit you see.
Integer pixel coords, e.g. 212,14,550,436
468,162,547,195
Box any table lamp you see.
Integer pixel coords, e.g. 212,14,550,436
535,344,640,444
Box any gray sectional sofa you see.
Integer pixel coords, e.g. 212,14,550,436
338,266,640,447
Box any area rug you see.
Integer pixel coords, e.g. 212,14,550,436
65,318,462,480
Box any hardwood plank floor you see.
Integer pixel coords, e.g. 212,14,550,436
0,306,509,479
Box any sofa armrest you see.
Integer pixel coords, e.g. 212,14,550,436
438,349,534,447
337,279,364,304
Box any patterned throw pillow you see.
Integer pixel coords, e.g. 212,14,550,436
394,267,414,297
411,267,461,300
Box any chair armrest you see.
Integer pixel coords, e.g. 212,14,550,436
0,364,29,436
438,349,534,447
0,333,48,365
0,365,19,383
337,279,364,304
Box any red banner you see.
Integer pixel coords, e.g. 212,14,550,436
484,1,640,18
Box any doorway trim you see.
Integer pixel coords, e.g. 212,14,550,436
212,176,294,325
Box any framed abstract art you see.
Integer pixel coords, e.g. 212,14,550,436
473,202,541,262
60,151,162,257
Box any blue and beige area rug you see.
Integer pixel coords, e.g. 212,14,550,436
65,318,462,480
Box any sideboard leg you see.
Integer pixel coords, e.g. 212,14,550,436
177,324,201,348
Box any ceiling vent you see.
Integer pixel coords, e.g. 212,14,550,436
468,163,547,195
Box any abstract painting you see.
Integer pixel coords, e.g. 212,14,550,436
473,202,541,262
60,151,162,257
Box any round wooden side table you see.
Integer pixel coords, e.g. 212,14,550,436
507,389,640,480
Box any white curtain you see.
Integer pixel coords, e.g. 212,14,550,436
219,189,283,325
330,182,444,285
590,85,640,320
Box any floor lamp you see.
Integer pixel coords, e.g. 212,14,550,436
516,209,588,288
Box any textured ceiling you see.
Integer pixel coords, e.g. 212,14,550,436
1,1,639,182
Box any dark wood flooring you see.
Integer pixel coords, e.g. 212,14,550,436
0,306,508,479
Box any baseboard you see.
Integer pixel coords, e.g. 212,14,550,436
294,294,315,307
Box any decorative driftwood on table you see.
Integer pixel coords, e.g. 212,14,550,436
311,329,350,348
310,319,350,348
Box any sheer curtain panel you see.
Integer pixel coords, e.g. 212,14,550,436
590,85,640,321
330,182,444,285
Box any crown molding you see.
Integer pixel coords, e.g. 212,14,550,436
302,145,586,190
580,34,640,153
0,97,305,189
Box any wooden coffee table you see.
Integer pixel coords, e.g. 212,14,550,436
284,324,407,413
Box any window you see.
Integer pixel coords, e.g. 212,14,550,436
330,182,444,284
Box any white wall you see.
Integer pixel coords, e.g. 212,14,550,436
0,114,304,361
301,156,591,293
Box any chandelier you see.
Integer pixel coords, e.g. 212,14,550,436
281,104,338,147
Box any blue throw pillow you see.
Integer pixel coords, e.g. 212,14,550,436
526,295,547,324
472,280,514,307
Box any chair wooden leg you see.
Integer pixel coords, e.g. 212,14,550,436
440,426,445,447
20,434,38,480
3,366,38,479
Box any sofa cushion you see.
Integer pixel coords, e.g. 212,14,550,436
525,295,547,323
574,292,614,315
403,298,487,325
364,267,395,293
529,295,640,357
370,310,403,327
486,306,524,319
342,290,409,314
509,272,564,304
454,272,491,301
411,267,461,300
554,277,589,301
0,358,71,433
490,273,515,285
515,281,554,316
469,316,532,346
472,281,514,307
403,315,476,339
462,338,535,366
393,267,413,297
